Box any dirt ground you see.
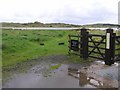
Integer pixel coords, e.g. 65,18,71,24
2,55,120,89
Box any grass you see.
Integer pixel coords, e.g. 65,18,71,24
2,29,78,70
50,64,61,70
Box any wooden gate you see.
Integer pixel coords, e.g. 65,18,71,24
68,28,120,65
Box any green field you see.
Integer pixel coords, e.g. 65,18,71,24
2,30,79,70
2,29,120,70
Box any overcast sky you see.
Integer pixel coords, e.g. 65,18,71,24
0,0,119,25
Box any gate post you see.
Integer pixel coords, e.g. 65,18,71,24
105,29,115,65
111,33,116,64
80,28,88,59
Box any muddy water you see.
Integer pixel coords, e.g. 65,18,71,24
3,65,92,88
3,60,119,88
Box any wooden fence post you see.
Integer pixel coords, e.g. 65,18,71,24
68,35,71,55
105,29,115,65
111,33,116,63
80,28,88,59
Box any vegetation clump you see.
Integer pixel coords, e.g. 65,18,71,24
50,64,61,70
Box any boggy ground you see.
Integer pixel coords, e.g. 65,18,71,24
2,54,119,89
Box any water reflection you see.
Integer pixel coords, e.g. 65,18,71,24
68,68,117,88
3,64,118,88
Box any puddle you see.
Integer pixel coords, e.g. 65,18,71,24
3,65,83,88
3,61,119,88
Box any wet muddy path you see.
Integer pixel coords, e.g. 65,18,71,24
2,55,119,88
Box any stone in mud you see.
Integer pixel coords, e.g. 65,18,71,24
83,67,87,69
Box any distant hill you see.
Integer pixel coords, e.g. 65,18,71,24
82,23,120,28
1,22,120,28
1,22,80,27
